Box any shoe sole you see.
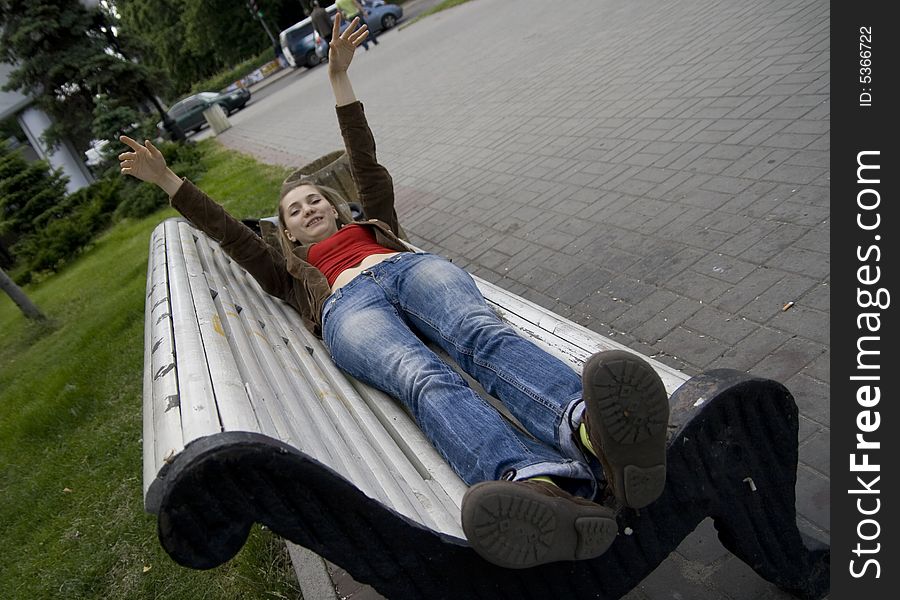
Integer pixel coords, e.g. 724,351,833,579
461,482,617,569
583,350,669,509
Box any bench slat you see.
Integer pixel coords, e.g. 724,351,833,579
143,227,184,499
142,231,161,496
177,223,261,433
165,220,222,441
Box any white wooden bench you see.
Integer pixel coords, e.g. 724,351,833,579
142,160,829,599
142,216,692,523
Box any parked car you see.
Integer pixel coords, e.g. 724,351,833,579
365,1,403,32
156,88,251,136
313,2,403,59
280,4,339,69
198,89,252,115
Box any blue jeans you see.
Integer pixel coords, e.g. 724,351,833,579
322,253,597,496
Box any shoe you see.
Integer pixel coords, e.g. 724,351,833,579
462,479,617,569
581,350,669,509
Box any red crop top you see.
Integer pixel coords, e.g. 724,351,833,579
307,224,397,287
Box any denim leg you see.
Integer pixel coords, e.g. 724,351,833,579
383,254,587,463
321,268,592,487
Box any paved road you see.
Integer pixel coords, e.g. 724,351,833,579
193,0,448,113
213,1,830,597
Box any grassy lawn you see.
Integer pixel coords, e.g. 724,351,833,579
0,141,301,599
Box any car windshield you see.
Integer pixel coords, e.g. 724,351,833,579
168,95,205,116
169,100,189,117
198,92,218,101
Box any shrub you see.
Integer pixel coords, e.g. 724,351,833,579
0,141,70,241
163,140,205,181
189,48,276,95
112,181,167,220
7,136,208,283
11,178,124,283
31,177,123,230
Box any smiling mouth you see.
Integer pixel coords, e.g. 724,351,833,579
306,217,323,227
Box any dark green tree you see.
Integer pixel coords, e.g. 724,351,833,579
181,0,270,70
281,0,311,24
115,0,217,95
0,139,69,249
91,93,148,141
0,0,167,151
118,0,271,95
115,0,306,96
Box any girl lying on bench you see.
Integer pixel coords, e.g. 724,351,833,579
119,14,669,569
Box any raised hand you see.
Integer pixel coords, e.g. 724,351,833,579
118,136,183,196
328,13,369,75
118,136,168,184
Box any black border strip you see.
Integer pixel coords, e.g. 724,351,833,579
831,0,899,596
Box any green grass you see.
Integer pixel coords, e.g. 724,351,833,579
0,140,298,599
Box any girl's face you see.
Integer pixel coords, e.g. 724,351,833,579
280,184,339,244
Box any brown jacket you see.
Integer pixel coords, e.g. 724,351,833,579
170,101,412,337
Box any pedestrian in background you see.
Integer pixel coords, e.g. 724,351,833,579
310,1,334,55
336,0,378,50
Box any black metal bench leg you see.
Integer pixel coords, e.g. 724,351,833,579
663,370,830,600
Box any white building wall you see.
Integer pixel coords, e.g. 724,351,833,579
2,61,93,194
17,106,94,193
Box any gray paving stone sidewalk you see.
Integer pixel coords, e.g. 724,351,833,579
214,0,830,597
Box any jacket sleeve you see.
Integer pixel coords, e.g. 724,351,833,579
335,101,400,235
170,180,293,301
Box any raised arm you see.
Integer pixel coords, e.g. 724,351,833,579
327,15,400,234
327,14,366,107
118,136,293,301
